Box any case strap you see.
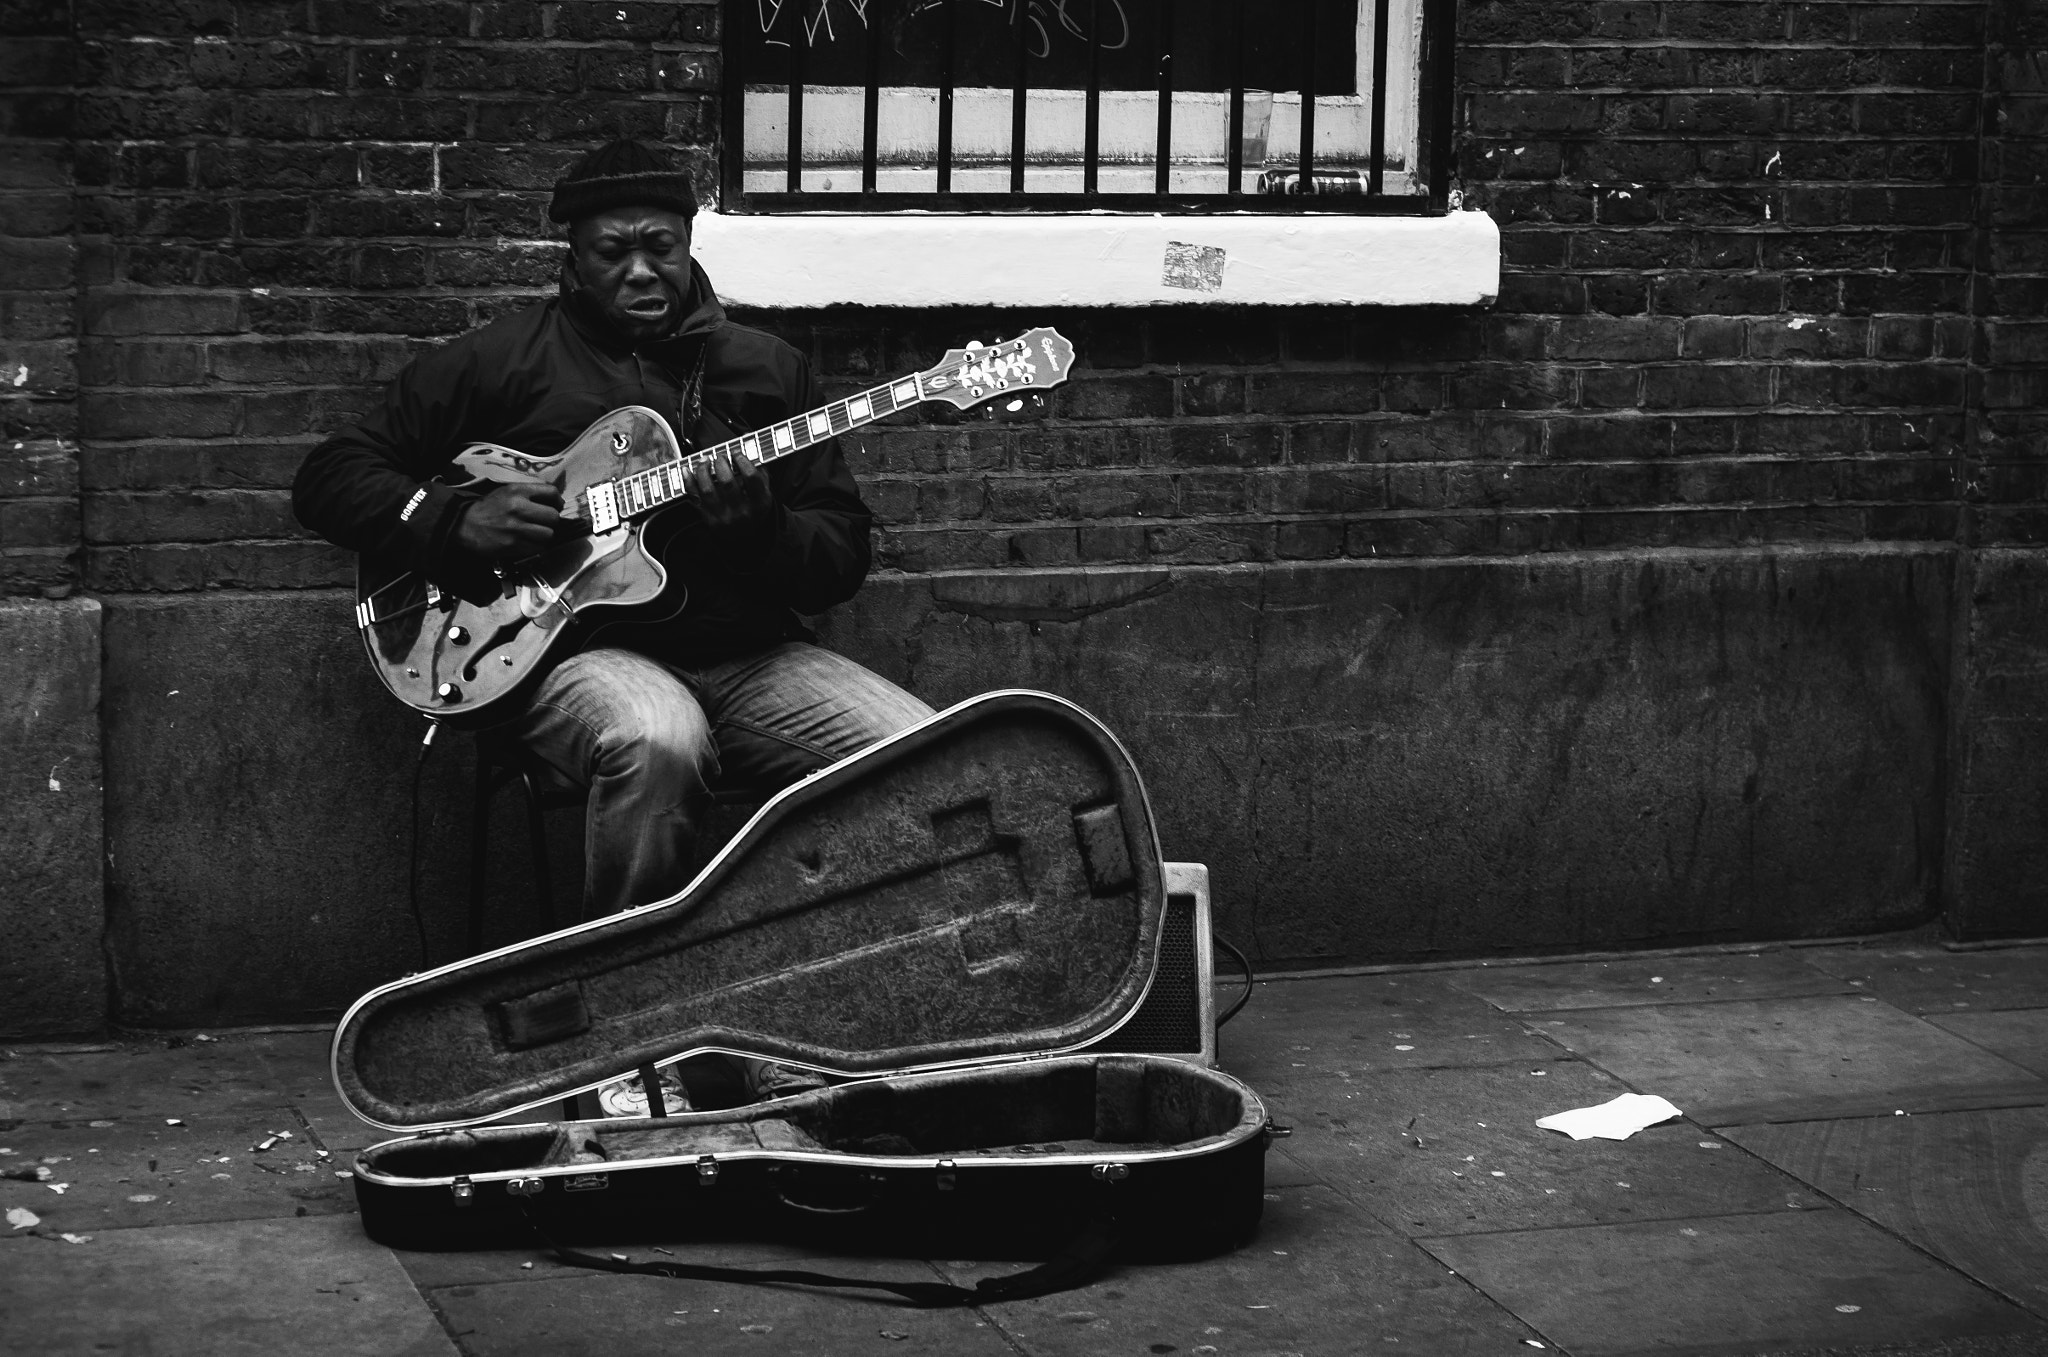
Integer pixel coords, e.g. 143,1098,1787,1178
518,1205,1119,1308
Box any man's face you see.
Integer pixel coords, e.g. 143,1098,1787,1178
568,206,694,341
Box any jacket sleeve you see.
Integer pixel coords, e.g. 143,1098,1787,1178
291,337,496,596
685,347,873,615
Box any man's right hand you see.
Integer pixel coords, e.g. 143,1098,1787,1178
454,481,563,560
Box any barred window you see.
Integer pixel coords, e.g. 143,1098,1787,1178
721,0,1456,212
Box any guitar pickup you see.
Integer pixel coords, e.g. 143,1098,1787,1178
586,481,621,533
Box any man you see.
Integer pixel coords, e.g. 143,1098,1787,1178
294,140,933,1107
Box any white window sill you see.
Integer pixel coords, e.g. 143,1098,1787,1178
690,209,1500,309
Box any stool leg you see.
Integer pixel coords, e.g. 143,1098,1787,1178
467,755,493,956
520,769,556,932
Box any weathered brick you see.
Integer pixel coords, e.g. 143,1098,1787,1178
1448,365,1576,410
1748,317,1870,360
310,0,465,37
0,498,80,550
83,487,299,543
0,295,76,342
1177,374,1244,417
1245,372,1380,416
189,38,344,89
1650,273,1784,315
0,238,75,290
1076,523,1146,562
79,337,205,387
1549,316,1682,362
83,539,352,591
1056,375,1174,422
1275,520,1346,559
1144,521,1272,565
553,1,717,42
82,390,239,439
0,339,78,394
1147,423,1283,467
1000,526,1080,566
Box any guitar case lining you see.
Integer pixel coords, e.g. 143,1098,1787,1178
339,691,1272,1256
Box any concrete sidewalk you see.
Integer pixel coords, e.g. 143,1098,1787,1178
4,933,2046,1357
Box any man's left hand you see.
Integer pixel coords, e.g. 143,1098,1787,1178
689,446,775,540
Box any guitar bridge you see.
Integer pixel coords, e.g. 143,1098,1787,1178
586,481,621,534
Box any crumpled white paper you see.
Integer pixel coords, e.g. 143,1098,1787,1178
1535,1093,1683,1141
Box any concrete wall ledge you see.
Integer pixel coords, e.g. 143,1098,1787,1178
71,543,1956,1028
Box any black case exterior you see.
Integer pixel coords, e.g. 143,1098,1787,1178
337,692,1271,1256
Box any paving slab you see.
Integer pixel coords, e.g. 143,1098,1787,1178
0,1109,352,1234
1928,1009,2048,1078
1721,1107,2048,1316
0,1213,455,1357
0,1035,288,1121
1751,1337,2048,1357
1267,1060,1819,1236
1534,995,2048,1125
1218,972,1560,1085
420,1266,1013,1355
1449,951,1853,1013
937,1184,1545,1355
1798,944,2048,1015
1419,1208,2044,1357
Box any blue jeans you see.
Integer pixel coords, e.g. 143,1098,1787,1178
493,642,933,915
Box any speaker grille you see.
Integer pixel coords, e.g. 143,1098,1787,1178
1092,892,1203,1055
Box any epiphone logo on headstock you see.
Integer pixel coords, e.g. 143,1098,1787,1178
925,374,950,390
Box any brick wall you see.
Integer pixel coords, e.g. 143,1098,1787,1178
1,0,79,597
34,0,2003,591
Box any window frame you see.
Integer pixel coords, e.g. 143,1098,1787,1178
717,0,1460,216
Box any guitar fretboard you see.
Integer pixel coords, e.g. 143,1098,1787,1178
599,374,916,521
587,338,1056,531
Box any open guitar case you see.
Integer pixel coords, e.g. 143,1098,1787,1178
336,690,1275,1299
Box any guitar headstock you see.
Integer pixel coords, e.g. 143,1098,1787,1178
914,327,1076,411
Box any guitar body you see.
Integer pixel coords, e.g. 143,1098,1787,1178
357,406,682,725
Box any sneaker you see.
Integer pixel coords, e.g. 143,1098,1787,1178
735,1056,829,1102
596,1064,692,1118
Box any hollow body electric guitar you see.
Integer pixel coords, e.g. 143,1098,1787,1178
356,327,1076,724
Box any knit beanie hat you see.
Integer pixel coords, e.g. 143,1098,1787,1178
548,140,699,224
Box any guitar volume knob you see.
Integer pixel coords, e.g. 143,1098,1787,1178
436,682,463,704
446,625,470,645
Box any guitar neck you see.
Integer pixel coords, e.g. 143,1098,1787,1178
588,375,924,527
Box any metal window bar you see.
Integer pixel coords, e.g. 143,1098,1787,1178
1010,0,1029,193
1368,0,1390,194
862,10,881,193
1083,0,1102,195
937,0,956,192
728,0,1457,214
785,0,804,194
1155,0,1174,195
1226,0,1245,194
1297,0,1317,187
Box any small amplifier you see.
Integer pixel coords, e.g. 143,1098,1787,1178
1081,861,1217,1067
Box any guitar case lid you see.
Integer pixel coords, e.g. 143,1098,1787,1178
332,690,1171,1132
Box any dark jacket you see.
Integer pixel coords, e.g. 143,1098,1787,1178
292,261,871,663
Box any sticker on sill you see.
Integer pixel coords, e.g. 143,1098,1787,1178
1162,242,1226,293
